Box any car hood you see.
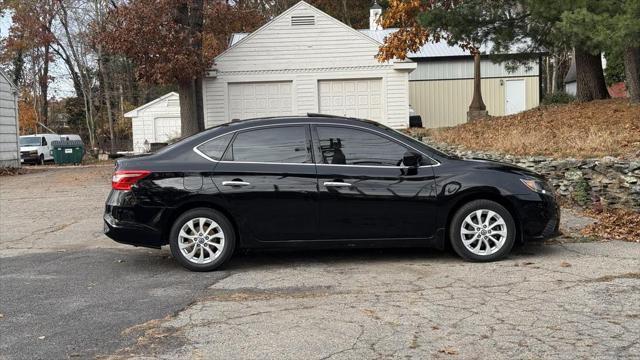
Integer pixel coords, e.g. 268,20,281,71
462,158,543,179
20,146,40,152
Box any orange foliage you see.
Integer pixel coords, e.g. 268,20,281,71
18,94,38,135
376,0,465,61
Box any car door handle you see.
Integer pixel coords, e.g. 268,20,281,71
323,181,352,187
222,181,251,187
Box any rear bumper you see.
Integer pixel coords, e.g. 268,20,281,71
103,213,164,249
103,190,168,249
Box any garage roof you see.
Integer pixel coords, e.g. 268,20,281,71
124,92,179,118
230,28,533,59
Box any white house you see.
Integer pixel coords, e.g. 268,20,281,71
203,1,416,130
0,69,20,168
125,92,181,153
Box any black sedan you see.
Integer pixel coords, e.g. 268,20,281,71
104,114,559,271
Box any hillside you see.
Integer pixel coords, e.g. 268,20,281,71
421,99,640,159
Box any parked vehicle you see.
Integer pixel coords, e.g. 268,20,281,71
104,114,560,271
19,134,61,165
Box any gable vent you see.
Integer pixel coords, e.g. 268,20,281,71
291,15,315,26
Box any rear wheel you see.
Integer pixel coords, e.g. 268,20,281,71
449,200,516,262
169,208,235,271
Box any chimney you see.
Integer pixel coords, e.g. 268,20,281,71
369,1,382,31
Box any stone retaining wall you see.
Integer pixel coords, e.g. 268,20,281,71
419,137,640,210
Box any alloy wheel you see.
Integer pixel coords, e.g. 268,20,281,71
178,217,225,264
460,209,508,256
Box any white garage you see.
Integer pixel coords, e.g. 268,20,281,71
203,1,415,129
125,92,181,153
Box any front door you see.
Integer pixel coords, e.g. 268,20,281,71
312,125,438,240
212,125,318,242
505,79,526,115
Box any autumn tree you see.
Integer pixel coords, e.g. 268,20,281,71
99,0,265,138
3,0,60,125
376,0,634,104
376,0,490,121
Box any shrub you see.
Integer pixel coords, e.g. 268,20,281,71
542,91,576,105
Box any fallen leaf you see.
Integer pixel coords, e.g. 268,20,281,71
560,261,572,268
438,347,458,355
431,325,440,330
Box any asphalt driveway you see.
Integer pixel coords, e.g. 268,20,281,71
0,166,638,359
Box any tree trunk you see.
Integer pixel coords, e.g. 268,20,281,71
545,57,552,95
575,48,610,102
179,81,200,138
469,53,486,111
551,56,558,94
99,48,116,154
623,46,640,103
40,44,50,126
467,53,488,121
195,77,205,131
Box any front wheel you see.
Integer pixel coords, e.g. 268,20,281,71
169,208,236,271
449,200,516,262
38,154,45,165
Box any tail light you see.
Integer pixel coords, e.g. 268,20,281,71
112,170,151,190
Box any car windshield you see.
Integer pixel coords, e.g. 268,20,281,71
20,137,41,146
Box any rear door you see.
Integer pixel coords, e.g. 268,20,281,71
211,125,318,242
312,124,438,241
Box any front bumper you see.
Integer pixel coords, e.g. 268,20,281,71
511,193,561,241
20,153,39,163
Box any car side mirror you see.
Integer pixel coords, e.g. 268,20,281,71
402,151,422,168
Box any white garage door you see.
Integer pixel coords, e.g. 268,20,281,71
319,79,382,121
228,82,293,120
154,117,181,143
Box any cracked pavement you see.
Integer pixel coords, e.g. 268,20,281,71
1,166,638,360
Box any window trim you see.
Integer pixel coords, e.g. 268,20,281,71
193,122,440,168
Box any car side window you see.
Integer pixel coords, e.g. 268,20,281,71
228,126,310,163
197,133,233,161
42,137,47,146
316,126,410,167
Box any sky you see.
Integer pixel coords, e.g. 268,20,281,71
1,11,76,99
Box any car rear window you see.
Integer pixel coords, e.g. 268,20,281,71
196,133,233,160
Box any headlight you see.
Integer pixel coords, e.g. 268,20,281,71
520,179,553,195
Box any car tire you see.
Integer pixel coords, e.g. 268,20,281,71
169,208,236,272
449,199,516,262
38,154,45,165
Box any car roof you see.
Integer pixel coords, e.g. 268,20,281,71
223,113,382,130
